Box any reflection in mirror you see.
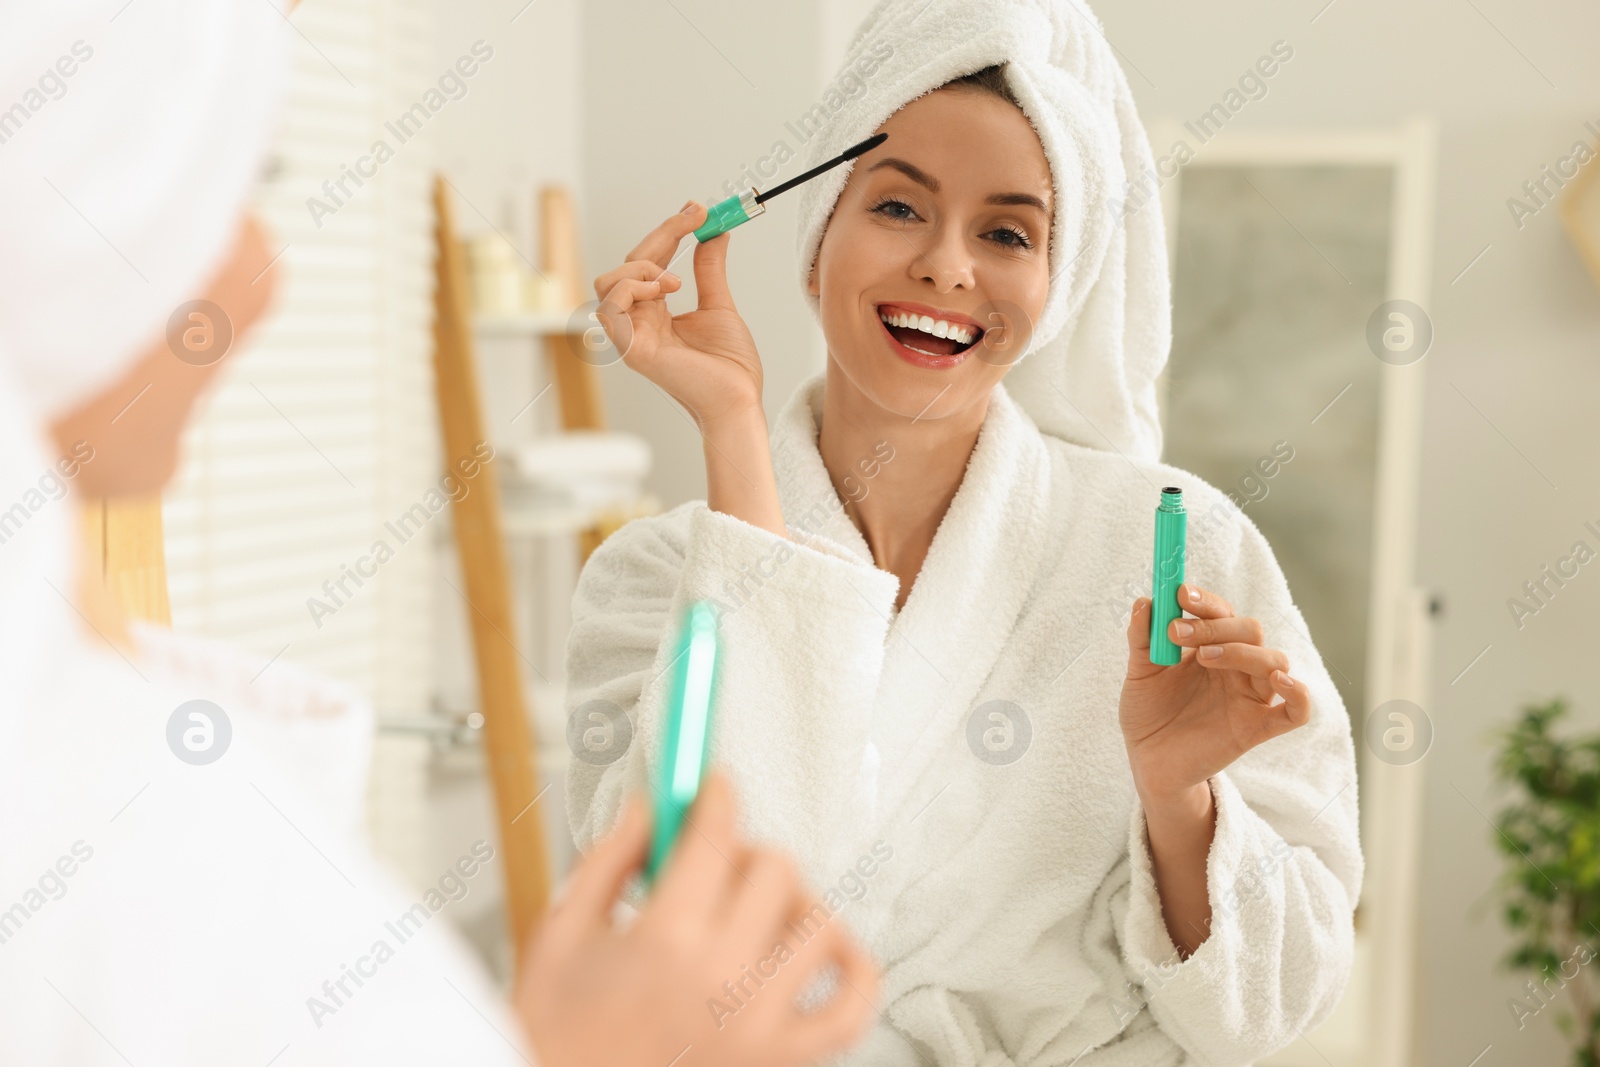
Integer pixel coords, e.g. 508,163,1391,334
1162,164,1394,758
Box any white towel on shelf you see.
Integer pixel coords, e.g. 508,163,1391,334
511,430,652,509
794,0,1172,463
566,373,1364,1067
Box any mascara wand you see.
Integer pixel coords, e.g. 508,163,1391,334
693,132,889,243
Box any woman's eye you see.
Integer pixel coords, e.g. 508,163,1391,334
871,198,917,221
988,226,1033,250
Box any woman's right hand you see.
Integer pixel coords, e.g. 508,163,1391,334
592,201,764,429
515,771,881,1067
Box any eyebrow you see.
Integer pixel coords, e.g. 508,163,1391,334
865,157,1050,214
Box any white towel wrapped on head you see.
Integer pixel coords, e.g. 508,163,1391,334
794,0,1172,462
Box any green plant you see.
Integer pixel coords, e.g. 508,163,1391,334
1492,697,1600,1065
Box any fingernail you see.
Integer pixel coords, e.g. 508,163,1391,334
1173,619,1193,638
681,199,697,214
1200,645,1222,660
1279,672,1296,687
1187,586,1203,606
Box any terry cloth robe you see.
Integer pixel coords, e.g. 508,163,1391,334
566,372,1363,1067
0,623,537,1066
0,359,531,1065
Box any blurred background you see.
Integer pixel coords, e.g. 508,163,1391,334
155,1,1600,1064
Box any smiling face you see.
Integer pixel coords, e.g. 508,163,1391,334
806,82,1053,422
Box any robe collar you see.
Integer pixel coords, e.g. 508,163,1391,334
769,373,1055,817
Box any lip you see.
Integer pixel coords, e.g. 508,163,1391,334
874,300,983,370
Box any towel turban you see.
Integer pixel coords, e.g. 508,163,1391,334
794,0,1172,463
0,1,289,421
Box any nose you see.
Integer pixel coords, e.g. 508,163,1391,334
911,220,975,293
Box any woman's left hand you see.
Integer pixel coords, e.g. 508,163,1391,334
1119,583,1311,804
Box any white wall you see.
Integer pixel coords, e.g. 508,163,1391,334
428,0,582,254
581,0,830,508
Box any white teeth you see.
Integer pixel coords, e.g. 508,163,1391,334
878,309,975,345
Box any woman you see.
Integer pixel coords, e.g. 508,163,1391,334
571,2,1363,1064
0,3,875,1065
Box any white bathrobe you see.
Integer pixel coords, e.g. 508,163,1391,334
0,364,533,1066
566,373,1363,1067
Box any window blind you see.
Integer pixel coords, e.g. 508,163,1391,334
164,0,438,718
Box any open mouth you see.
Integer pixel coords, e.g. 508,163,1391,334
877,305,984,358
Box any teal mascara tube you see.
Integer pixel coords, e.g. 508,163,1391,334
1149,487,1187,666
644,599,721,887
